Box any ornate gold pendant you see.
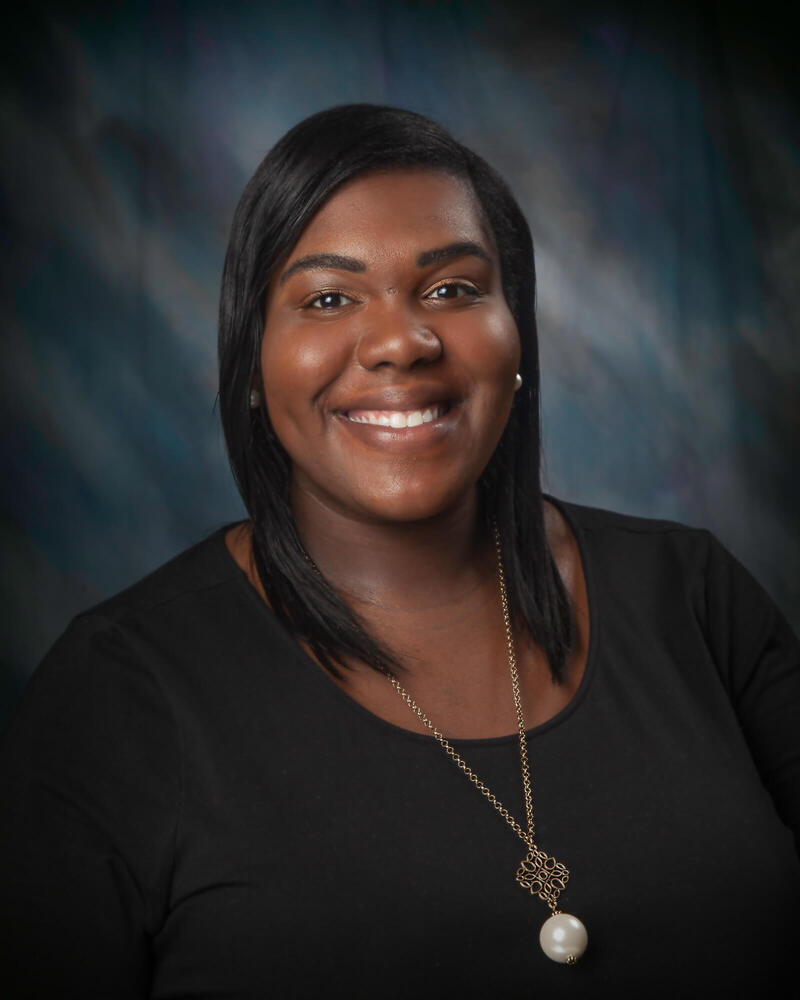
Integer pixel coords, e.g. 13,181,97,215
516,845,569,909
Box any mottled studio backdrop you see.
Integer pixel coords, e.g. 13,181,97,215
2,0,798,725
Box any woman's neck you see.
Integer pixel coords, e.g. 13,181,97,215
225,492,590,736
290,485,495,613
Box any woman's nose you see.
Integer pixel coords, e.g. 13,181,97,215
355,308,443,371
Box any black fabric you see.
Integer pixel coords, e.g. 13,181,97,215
1,497,799,998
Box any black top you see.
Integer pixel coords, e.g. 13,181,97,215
1,498,799,998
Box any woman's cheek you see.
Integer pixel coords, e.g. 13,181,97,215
454,312,520,386
262,323,349,419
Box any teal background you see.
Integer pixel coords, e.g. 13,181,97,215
2,1,798,722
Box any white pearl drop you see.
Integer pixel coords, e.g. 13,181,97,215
539,912,588,964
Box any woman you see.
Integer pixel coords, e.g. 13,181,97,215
1,104,798,997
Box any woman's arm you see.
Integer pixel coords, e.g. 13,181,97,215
702,532,800,854
0,616,181,998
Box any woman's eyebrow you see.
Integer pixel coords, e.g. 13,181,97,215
279,253,366,285
416,241,491,267
279,241,490,286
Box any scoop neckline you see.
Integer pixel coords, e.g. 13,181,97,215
218,495,600,748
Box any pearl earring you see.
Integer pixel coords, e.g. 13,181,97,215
249,388,261,408
514,373,523,391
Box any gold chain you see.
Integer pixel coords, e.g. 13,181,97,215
301,518,570,914
386,523,535,847
387,522,571,915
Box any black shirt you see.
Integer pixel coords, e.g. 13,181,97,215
2,498,799,997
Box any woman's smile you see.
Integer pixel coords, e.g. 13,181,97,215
344,404,448,429
336,399,459,456
334,382,458,450
259,169,521,523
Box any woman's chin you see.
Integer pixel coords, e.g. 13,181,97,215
350,482,478,526
290,463,481,528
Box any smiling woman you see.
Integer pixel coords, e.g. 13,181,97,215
1,105,799,997
262,172,519,527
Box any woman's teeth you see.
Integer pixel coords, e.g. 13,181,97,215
346,403,447,428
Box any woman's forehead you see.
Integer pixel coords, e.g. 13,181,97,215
288,169,493,259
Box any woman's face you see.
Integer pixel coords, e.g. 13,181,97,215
260,169,520,525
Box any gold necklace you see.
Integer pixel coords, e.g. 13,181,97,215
386,523,588,966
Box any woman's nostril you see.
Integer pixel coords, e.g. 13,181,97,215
356,324,443,370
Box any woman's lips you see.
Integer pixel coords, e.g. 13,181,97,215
335,400,458,451
343,402,450,429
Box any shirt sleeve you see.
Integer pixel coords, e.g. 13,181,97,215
0,615,181,998
701,532,800,854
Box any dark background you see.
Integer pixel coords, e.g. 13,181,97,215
2,0,798,726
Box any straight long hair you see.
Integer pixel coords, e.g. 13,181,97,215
218,104,573,681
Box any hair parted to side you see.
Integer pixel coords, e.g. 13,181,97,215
218,104,574,681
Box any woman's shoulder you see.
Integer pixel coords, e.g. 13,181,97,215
548,494,796,657
19,523,254,708
83,523,244,626
548,494,709,539
6,522,266,743
545,494,784,628
546,496,716,587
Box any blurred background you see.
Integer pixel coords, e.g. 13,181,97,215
2,0,798,725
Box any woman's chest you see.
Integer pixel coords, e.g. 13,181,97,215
150,659,800,997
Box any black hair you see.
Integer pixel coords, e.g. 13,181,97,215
218,104,573,681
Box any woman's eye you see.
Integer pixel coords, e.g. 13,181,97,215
425,282,479,301
306,291,355,310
